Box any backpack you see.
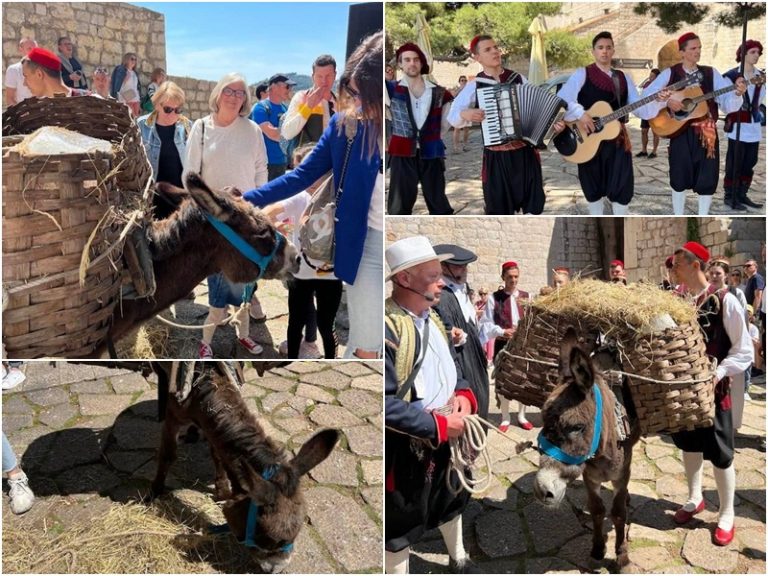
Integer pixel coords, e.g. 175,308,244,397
140,88,154,113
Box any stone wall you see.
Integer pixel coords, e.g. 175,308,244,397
2,2,166,100
386,217,602,295
167,75,219,122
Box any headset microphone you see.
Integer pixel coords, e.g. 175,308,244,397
394,281,436,302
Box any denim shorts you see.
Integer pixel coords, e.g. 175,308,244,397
207,272,249,308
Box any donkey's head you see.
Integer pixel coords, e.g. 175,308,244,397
533,329,604,507
155,173,299,282
221,429,339,573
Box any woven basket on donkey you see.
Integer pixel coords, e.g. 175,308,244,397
493,280,715,435
2,97,152,358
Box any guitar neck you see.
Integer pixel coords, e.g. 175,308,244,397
690,84,736,105
600,77,692,124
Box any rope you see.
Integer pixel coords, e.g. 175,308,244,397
153,306,239,331
502,352,717,386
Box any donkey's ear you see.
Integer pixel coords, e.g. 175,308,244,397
559,328,579,377
240,461,279,506
185,172,232,221
289,429,339,477
568,347,594,395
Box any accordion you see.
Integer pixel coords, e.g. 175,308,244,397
476,80,567,148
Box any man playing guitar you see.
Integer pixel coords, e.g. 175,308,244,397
643,32,747,215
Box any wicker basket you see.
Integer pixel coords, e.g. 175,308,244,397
2,96,153,358
494,307,715,435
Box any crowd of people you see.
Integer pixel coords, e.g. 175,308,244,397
384,234,764,571
386,32,764,216
3,31,384,361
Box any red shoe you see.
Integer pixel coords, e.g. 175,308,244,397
713,525,735,546
673,499,705,524
499,421,510,433
519,420,534,431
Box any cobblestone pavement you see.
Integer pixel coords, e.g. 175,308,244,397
403,120,766,216
1,361,382,573
115,279,350,360
410,373,766,574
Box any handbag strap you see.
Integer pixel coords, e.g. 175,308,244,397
396,318,430,400
334,122,356,204
199,118,206,175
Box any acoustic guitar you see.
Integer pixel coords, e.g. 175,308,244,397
554,73,702,164
649,72,765,138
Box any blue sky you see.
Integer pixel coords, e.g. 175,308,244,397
130,2,353,83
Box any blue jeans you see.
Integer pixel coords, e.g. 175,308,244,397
343,227,383,358
2,431,18,474
207,273,249,308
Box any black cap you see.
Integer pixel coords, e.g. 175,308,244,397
433,244,477,265
268,74,296,86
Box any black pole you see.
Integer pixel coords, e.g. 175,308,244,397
728,2,749,209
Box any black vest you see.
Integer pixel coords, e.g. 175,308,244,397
670,64,716,120
577,64,628,119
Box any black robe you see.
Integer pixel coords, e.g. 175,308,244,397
435,285,490,419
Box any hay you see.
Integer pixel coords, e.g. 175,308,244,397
531,279,697,337
115,321,170,359
2,500,253,574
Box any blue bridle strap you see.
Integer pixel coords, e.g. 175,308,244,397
537,383,603,466
204,212,284,280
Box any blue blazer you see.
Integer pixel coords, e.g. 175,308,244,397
243,114,380,284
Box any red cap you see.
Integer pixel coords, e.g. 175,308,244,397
501,261,518,272
678,32,698,50
26,47,61,72
665,255,674,269
469,35,484,54
610,259,624,268
681,241,709,262
395,42,429,75
553,266,570,274
737,39,764,62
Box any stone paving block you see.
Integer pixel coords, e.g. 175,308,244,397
631,545,675,571
287,395,314,413
55,463,123,496
308,404,364,428
739,486,766,510
57,363,98,385
361,485,382,518
738,469,766,488
239,383,269,398
282,526,338,574
1,395,33,414
70,378,112,395
106,450,157,474
249,374,296,392
525,500,584,553
482,478,519,511
476,509,527,558
110,372,152,394
305,486,382,572
555,532,601,571
738,526,766,558
681,528,739,572
39,429,106,475
333,362,374,377
3,412,36,435
360,459,382,486
283,362,327,375
655,455,685,475
295,382,335,404
111,417,162,451
367,412,383,430
21,363,62,389
300,370,352,390
23,386,71,407
274,412,311,435
260,391,294,413
525,556,581,574
37,403,79,429
310,449,359,487
78,394,135,417
365,361,384,374
630,523,680,544
344,424,382,458
336,388,380,417
350,373,382,392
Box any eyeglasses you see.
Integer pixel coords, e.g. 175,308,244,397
162,106,183,114
222,87,247,99
129,57,137,61
94,67,108,75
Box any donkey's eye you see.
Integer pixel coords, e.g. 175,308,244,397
567,425,586,436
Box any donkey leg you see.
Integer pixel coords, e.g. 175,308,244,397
208,445,234,500
584,475,607,561
611,483,631,569
151,411,182,498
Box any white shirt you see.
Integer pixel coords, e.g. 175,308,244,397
118,69,140,103
367,171,384,231
184,115,269,191
725,67,765,143
556,66,658,122
447,72,530,129
407,309,458,412
4,61,32,103
443,278,476,325
397,78,452,137
642,66,743,118
479,289,527,343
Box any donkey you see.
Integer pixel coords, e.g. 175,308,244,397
101,172,299,353
150,362,339,573
533,329,641,570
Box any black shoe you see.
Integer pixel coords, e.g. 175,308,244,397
729,198,748,211
648,152,657,159
741,195,763,209
448,557,483,574
724,190,733,203
635,151,647,157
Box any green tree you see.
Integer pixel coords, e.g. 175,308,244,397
633,2,765,33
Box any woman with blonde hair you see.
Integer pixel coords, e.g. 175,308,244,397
185,72,269,358
110,52,141,116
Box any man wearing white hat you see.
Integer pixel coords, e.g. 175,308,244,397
384,236,480,574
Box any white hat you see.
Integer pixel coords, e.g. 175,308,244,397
386,236,453,281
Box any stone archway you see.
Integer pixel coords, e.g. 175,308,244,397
657,39,681,71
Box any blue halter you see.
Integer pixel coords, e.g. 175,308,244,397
204,213,284,280
208,465,294,554
537,383,603,466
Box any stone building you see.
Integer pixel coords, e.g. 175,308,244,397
386,217,765,294
427,2,766,87
3,2,220,120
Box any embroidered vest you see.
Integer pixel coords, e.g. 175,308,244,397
669,64,717,120
724,67,764,124
578,64,629,119
387,80,452,160
697,285,732,363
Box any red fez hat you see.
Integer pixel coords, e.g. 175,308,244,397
26,47,61,72
553,266,570,274
737,39,764,62
610,259,624,268
665,255,674,269
678,32,698,50
681,241,709,262
501,261,519,272
395,42,429,75
469,35,485,54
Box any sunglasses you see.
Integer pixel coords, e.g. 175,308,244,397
222,87,247,99
162,106,183,114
